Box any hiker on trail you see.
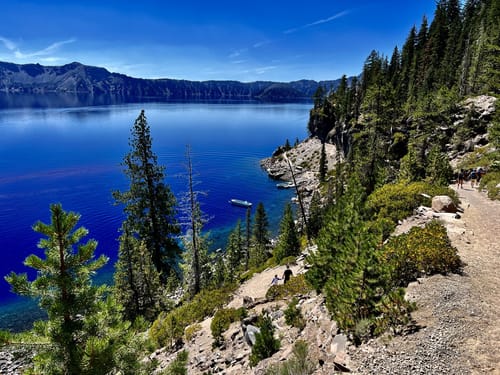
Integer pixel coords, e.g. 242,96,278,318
477,167,485,183
469,169,477,188
270,274,281,286
457,169,465,189
282,265,293,284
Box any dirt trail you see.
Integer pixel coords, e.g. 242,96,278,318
351,186,500,374
453,186,500,373
227,263,303,309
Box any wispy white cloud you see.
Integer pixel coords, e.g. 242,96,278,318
228,48,248,59
255,65,277,75
253,40,271,48
0,36,17,51
284,10,350,34
0,36,76,60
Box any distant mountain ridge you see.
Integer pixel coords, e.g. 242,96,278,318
0,61,346,101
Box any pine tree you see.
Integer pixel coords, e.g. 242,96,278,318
318,142,328,183
245,207,252,270
306,179,387,332
249,202,270,267
113,231,164,321
225,219,244,281
113,110,180,279
5,204,147,374
273,203,300,263
307,190,324,239
425,144,453,186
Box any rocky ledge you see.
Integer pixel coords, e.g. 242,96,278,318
260,137,338,206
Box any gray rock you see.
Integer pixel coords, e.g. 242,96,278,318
244,324,260,346
432,195,457,213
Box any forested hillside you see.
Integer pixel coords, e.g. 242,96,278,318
308,0,499,193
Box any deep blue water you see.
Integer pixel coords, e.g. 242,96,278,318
0,101,310,331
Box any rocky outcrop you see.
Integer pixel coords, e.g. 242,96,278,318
447,95,497,162
261,137,339,210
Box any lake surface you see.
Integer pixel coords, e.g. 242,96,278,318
0,101,310,331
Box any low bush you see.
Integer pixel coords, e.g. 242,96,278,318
0,330,12,345
373,288,416,337
150,286,235,349
184,323,201,342
383,220,462,287
366,181,459,226
210,307,247,347
284,298,306,330
265,340,314,375
161,350,188,375
249,315,280,367
265,274,311,301
479,170,500,200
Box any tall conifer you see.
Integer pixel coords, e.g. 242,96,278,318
113,110,180,278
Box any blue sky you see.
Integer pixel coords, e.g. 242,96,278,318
0,1,437,82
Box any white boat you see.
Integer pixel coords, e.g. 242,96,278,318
276,182,294,189
229,199,252,208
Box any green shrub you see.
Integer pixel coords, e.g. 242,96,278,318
150,310,185,349
284,298,306,330
265,340,315,375
353,319,373,345
210,307,247,347
366,181,459,225
184,323,202,342
265,274,311,301
383,220,462,287
150,287,235,349
0,330,12,345
479,170,500,200
373,288,416,337
161,350,189,375
249,315,280,367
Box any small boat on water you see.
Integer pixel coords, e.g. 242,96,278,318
276,182,294,189
229,199,252,208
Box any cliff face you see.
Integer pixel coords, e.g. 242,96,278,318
0,61,344,101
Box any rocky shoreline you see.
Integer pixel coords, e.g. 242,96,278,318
260,137,338,210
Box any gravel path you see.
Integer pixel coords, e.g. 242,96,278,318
350,187,500,375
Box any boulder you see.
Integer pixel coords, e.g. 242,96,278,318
243,324,260,346
432,195,457,213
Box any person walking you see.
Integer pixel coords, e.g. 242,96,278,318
270,274,281,286
282,265,293,284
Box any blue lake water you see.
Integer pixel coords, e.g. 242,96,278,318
0,101,310,331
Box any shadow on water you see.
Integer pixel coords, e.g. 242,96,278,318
0,92,311,110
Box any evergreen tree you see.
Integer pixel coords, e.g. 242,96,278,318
114,231,165,321
113,110,180,279
273,203,301,263
250,202,270,267
249,315,281,367
5,204,147,374
284,138,292,151
252,202,269,247
306,178,387,332
225,219,244,281
425,144,453,186
245,207,252,270
307,190,324,239
318,142,328,183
